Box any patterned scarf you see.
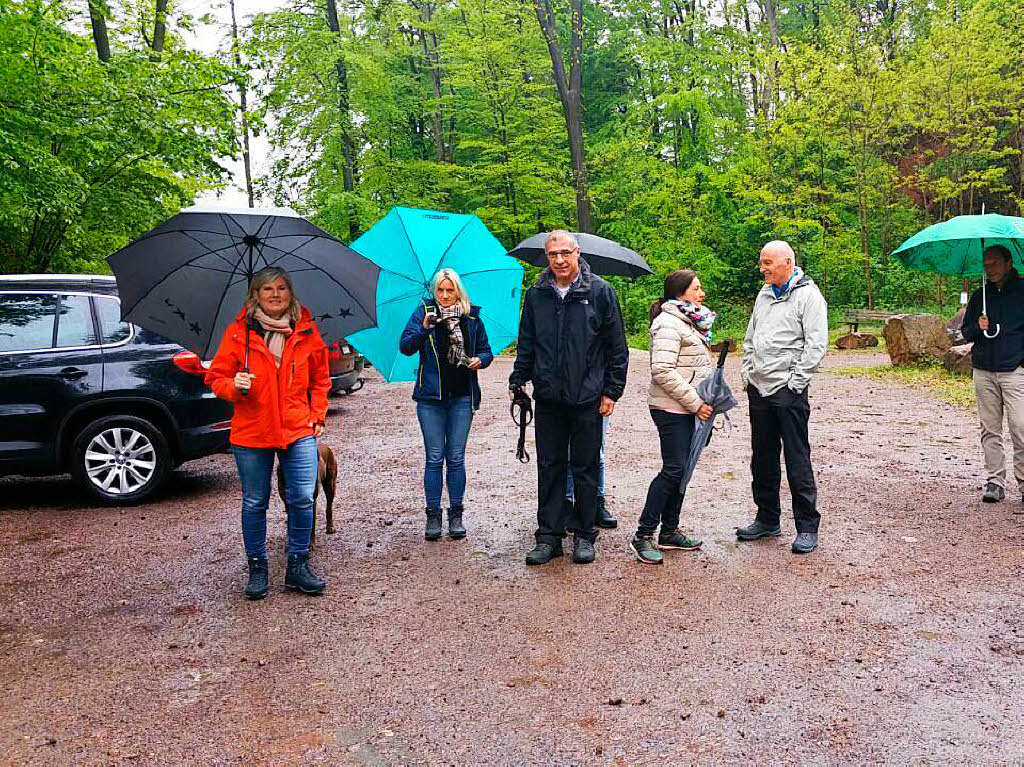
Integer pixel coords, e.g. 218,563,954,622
438,304,470,366
252,307,293,367
668,299,716,341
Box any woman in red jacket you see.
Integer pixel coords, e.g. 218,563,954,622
206,267,331,600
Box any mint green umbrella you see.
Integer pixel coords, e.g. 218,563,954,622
892,213,1024,339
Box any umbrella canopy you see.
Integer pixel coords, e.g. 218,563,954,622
507,232,652,277
892,212,1024,339
107,205,380,358
344,206,524,382
679,342,738,492
891,213,1024,275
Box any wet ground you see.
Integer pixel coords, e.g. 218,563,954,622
1,351,1022,765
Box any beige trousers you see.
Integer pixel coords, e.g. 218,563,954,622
973,367,1024,489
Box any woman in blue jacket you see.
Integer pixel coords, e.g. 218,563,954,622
400,269,493,541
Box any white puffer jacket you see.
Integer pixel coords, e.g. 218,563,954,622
648,302,713,414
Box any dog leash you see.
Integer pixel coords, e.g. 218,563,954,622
510,386,533,463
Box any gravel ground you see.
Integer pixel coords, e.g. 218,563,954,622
1,350,1022,765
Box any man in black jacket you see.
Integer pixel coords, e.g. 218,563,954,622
509,230,628,565
961,244,1024,507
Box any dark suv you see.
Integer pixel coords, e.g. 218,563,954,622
0,275,233,504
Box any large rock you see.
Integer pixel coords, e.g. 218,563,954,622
835,332,879,350
882,314,952,366
942,343,973,375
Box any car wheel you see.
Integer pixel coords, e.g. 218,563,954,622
72,415,171,504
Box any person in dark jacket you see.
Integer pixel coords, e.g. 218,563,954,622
509,230,629,566
400,269,494,539
961,245,1024,506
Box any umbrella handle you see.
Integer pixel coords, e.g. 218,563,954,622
983,324,1001,339
240,323,250,397
717,340,731,368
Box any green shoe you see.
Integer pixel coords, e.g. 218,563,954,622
629,536,663,565
658,530,702,551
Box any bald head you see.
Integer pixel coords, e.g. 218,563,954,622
759,240,796,288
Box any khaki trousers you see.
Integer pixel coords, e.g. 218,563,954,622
973,367,1024,489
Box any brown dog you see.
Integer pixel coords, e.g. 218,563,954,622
277,441,337,547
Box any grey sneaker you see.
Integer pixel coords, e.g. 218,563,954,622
982,483,1005,503
629,536,664,565
736,520,783,540
792,532,818,554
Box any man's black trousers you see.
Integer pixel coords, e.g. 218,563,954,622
534,399,603,544
748,385,820,534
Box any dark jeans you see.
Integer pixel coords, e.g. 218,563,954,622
232,436,317,557
637,409,697,537
415,396,474,509
748,385,819,533
534,399,603,545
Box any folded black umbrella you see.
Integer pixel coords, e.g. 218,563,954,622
680,341,737,491
107,205,380,360
507,232,652,277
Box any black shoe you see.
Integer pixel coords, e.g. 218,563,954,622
448,505,466,539
982,483,1005,503
525,541,563,566
595,496,618,529
736,519,783,541
792,532,819,554
424,506,443,540
244,555,269,600
284,553,326,595
572,536,596,564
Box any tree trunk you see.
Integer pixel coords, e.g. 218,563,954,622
326,0,360,240
756,0,779,118
151,0,168,61
533,0,593,232
229,0,254,208
87,0,111,63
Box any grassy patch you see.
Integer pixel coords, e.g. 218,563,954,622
831,364,975,408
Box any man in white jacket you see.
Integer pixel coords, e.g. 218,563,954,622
738,240,828,553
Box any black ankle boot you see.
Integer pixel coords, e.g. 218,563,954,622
244,555,269,600
425,507,443,540
448,505,466,539
284,553,325,595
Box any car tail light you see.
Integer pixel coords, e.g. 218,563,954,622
172,350,209,375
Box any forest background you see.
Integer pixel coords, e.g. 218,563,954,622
3,0,1023,346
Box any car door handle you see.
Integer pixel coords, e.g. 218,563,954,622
58,367,88,380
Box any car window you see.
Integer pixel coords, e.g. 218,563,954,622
94,295,131,344
0,293,57,352
56,294,99,348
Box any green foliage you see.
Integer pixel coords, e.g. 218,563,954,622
0,0,236,273
5,0,1024,347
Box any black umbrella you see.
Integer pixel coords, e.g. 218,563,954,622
679,341,738,491
107,205,380,361
507,232,652,277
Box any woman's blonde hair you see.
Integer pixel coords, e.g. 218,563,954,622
430,268,472,314
243,267,302,322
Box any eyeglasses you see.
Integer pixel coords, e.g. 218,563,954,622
545,248,577,259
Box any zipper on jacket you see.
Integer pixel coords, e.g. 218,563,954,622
428,334,442,400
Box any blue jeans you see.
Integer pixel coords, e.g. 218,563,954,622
566,415,608,499
416,396,474,509
232,436,317,557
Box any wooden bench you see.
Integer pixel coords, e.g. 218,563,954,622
845,310,899,334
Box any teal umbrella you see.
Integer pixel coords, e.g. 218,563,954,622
344,206,524,381
892,212,1024,339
